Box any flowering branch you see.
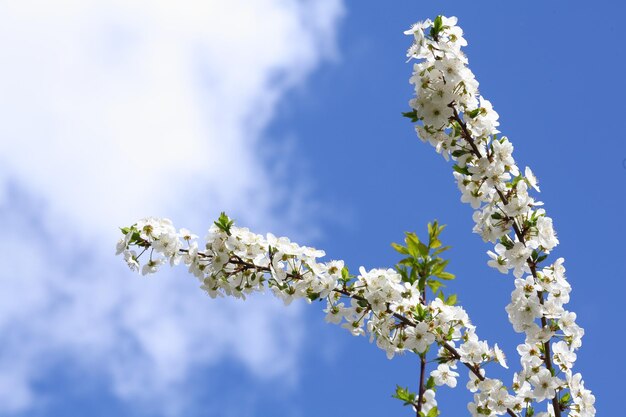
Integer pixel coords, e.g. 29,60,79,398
115,14,596,417
404,15,594,417
117,216,517,417
451,105,559,415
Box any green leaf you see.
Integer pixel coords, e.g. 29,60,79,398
391,242,409,255
453,164,471,176
434,271,455,280
214,212,235,236
466,108,481,118
396,266,411,283
402,110,419,122
406,233,421,258
417,241,430,257
432,245,451,256
129,231,145,246
427,279,444,293
340,267,352,283
426,406,440,417
430,15,444,39
432,259,449,273
511,175,524,188
392,385,417,407
445,294,457,305
306,291,320,301
414,303,427,320
398,257,415,267
426,376,435,390
500,235,514,250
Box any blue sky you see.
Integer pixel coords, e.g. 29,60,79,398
0,1,624,416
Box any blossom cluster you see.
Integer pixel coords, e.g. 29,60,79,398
117,214,513,416
404,15,594,417
115,14,596,417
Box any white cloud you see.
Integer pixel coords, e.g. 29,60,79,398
0,0,343,414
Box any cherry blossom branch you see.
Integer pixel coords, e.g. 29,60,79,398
450,107,560,417
114,14,596,417
118,217,519,417
404,14,594,417
184,244,510,400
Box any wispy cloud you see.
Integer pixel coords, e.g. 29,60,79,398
0,0,343,414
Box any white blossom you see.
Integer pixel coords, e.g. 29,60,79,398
431,364,459,388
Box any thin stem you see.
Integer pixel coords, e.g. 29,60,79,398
416,287,428,417
416,355,427,417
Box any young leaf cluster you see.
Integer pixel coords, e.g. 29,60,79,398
392,221,456,305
